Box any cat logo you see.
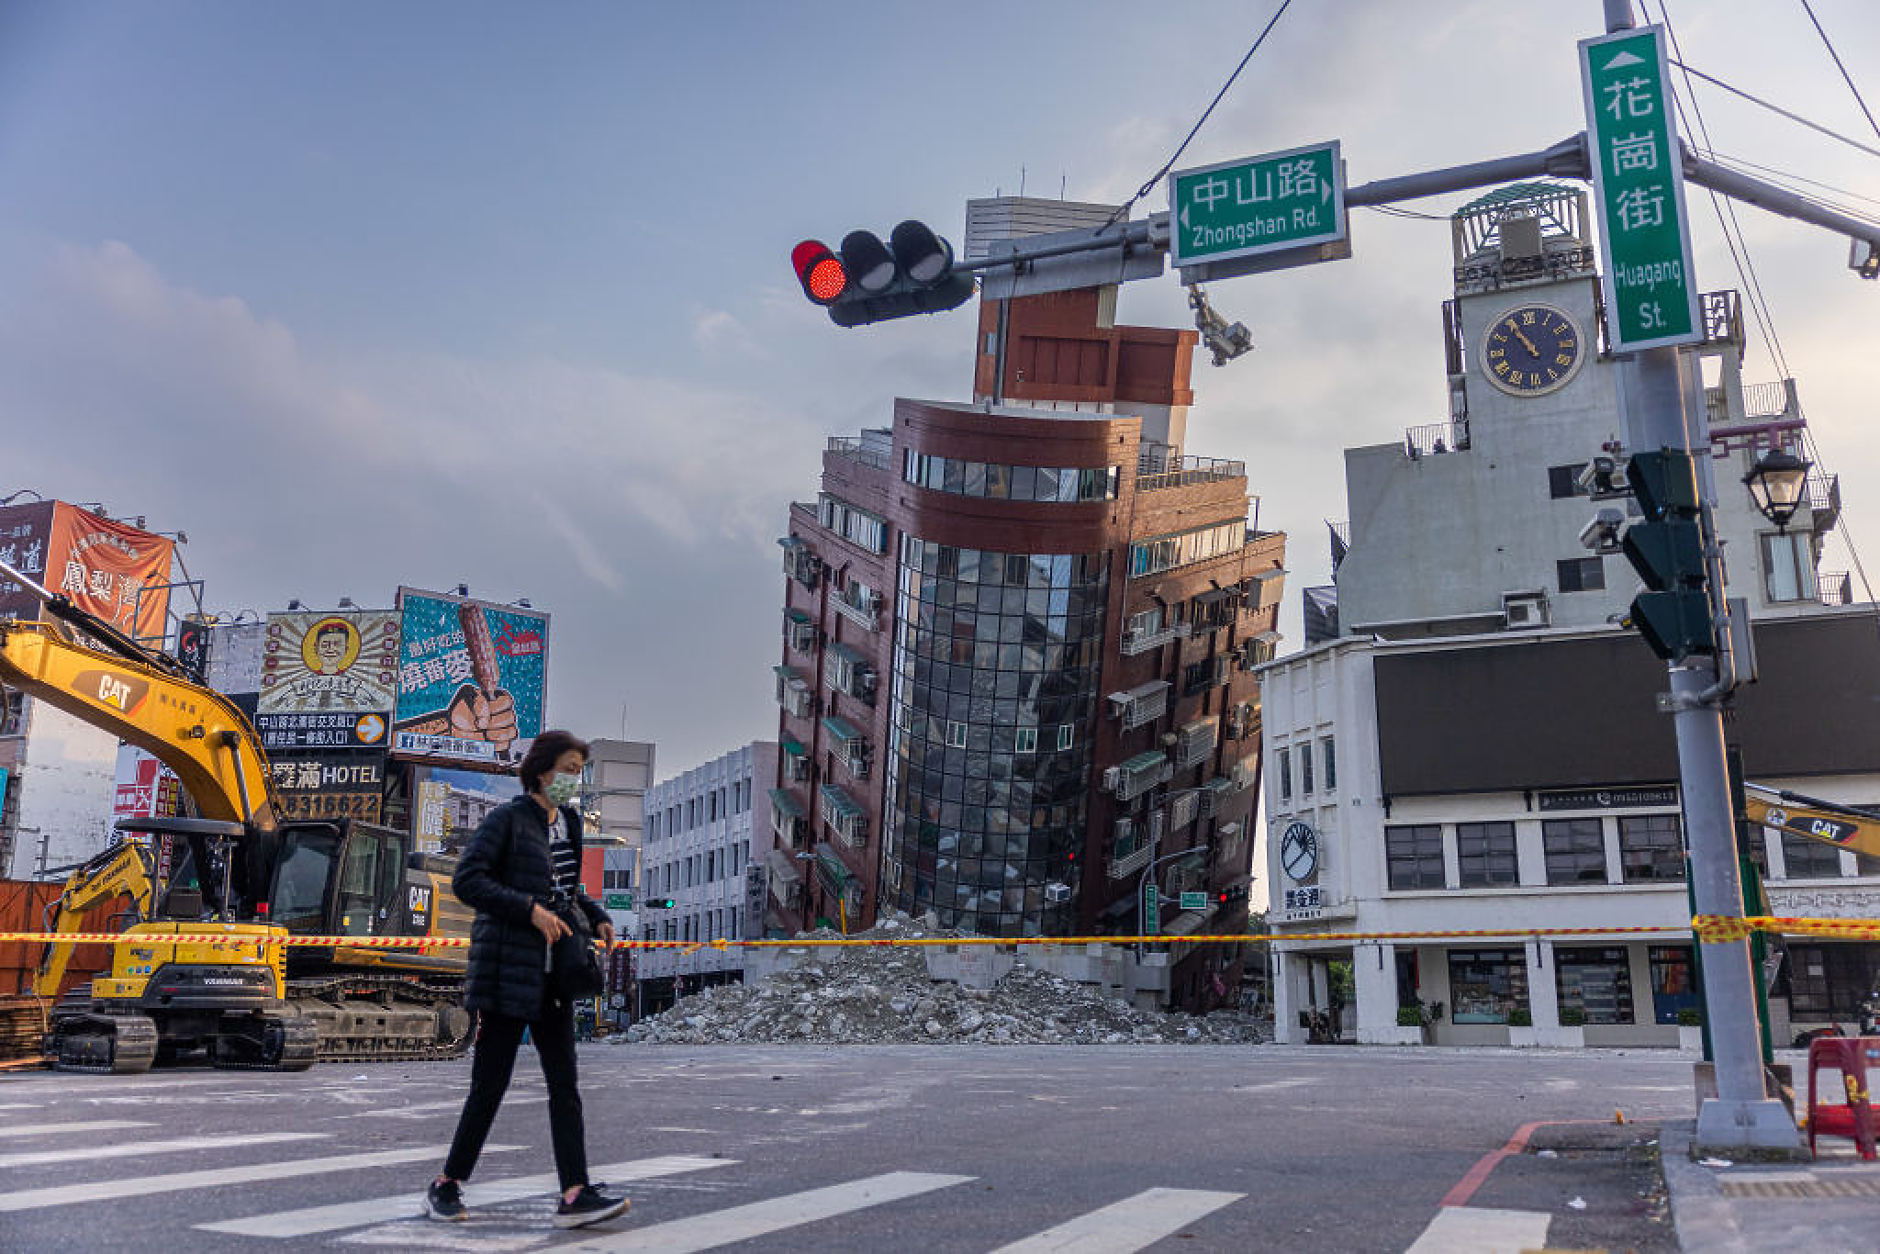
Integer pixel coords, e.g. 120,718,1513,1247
73,669,151,716
408,885,431,928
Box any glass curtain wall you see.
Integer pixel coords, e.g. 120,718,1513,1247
882,535,1109,936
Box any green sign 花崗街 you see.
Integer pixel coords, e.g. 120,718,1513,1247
1179,891,1209,912
1579,25,1700,350
1169,141,1345,268
604,892,632,911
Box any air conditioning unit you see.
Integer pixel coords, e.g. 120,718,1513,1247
1501,591,1549,630
1114,816,1136,842
1043,882,1072,904
1102,766,1122,792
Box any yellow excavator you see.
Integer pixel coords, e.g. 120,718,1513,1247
1744,785,1880,861
3,557,472,1072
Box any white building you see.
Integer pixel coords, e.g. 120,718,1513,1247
1262,183,1876,1048
638,741,777,1011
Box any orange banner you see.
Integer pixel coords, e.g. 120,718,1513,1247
44,503,174,641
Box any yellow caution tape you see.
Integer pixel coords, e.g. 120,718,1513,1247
5,916,1873,950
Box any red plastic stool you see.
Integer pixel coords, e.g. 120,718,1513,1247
1807,1035,1880,1161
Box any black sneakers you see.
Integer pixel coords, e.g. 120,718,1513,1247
554,1184,630,1229
425,1177,467,1222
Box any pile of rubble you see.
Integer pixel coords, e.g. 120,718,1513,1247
617,916,1271,1047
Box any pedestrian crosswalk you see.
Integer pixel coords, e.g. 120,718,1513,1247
0,1111,1537,1251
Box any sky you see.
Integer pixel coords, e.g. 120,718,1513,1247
2,0,1876,778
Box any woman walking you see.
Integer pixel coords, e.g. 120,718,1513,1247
425,729,629,1229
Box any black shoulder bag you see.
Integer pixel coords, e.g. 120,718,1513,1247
542,807,605,1001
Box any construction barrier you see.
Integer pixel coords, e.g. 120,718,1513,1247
11,917,1875,950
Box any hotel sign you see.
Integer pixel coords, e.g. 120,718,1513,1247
1537,786,1677,812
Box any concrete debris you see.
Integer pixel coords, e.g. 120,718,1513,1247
618,915,1271,1047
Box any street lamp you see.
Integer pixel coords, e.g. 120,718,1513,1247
1742,448,1811,532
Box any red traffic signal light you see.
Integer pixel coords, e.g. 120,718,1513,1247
792,240,847,305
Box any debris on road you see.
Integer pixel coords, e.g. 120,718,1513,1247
618,916,1270,1047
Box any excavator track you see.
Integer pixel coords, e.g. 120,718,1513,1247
208,1009,318,1071
47,1010,159,1075
289,974,472,1063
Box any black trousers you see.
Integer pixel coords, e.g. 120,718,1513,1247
443,995,588,1191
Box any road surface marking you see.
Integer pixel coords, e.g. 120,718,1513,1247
338,1095,545,1119
991,1187,1244,1252
1404,1206,1550,1253
0,1119,154,1138
198,1154,736,1237
0,1130,327,1169
563,1171,975,1252
1441,1119,1609,1207
0,1142,523,1212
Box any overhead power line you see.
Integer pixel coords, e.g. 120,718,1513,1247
1799,0,1880,142
1666,58,1880,161
1102,0,1293,230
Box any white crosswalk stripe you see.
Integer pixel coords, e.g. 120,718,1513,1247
0,1130,326,1170
991,1187,1245,1253
562,1171,976,1252
0,1142,524,1212
197,1154,737,1237
0,1120,154,1139
1404,1206,1552,1253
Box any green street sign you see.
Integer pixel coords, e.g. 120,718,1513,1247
1179,891,1209,912
1169,141,1346,269
604,892,632,910
1580,25,1700,350
1141,878,1159,936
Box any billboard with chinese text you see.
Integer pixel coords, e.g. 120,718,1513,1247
0,504,176,641
267,754,386,823
259,611,399,719
391,588,548,770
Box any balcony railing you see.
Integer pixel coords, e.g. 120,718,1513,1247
826,436,891,469
832,590,882,631
1119,621,1191,657
1820,572,1855,606
1106,842,1152,880
1136,456,1246,493
1405,420,1469,458
1741,379,1797,420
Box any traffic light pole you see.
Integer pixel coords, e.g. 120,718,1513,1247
1619,348,1797,1152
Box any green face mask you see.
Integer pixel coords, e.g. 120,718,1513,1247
544,772,582,806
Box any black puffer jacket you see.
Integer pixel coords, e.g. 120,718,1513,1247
453,795,609,1021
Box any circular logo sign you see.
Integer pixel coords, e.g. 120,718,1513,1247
354,713,387,744
1280,820,1320,883
302,616,363,676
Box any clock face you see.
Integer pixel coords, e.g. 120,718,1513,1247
1280,821,1319,882
1481,302,1584,397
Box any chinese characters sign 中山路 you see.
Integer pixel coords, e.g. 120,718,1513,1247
1580,24,1701,351
1169,141,1345,269
391,588,548,769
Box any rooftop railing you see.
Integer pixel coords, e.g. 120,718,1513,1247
1405,420,1470,458
1137,455,1246,493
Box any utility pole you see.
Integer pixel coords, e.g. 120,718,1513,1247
1599,0,1798,1154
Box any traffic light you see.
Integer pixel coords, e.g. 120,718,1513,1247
789,220,975,328
1621,450,1713,661
646,897,677,910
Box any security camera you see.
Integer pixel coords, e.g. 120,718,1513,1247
1188,285,1254,367
1579,507,1626,555
1852,238,1879,281
1577,455,1630,500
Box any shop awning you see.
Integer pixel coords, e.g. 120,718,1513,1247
768,787,805,820
821,715,863,744
784,607,812,624
780,736,806,757
827,640,867,665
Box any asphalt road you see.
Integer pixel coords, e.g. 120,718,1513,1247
0,1043,1699,1252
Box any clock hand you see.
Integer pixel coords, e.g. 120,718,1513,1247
1512,325,1541,356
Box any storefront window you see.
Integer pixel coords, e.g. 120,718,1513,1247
1649,945,1698,1025
1448,949,1528,1024
1555,947,1634,1025
1787,943,1880,1019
